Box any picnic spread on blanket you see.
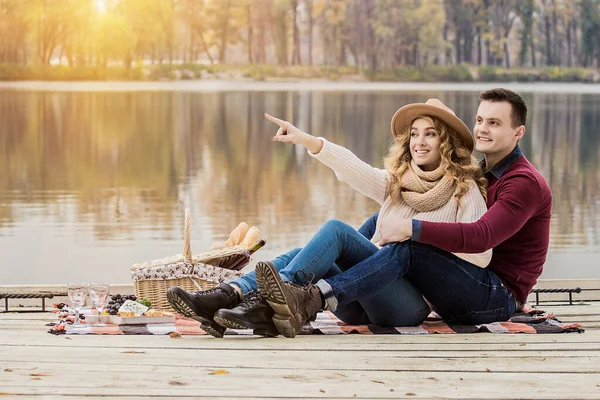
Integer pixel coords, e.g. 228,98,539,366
47,307,584,335
46,208,584,337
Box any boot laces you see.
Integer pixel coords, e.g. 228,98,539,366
197,287,222,296
293,270,316,290
239,291,263,311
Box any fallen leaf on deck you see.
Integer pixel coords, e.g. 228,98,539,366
121,351,146,354
519,343,526,346
3,369,12,372
405,393,416,396
208,369,229,375
169,332,182,338
169,380,188,386
65,337,72,340
30,378,41,380
319,389,325,393
371,380,385,384
30,373,50,377
485,368,491,372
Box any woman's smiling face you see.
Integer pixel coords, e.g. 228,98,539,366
409,117,442,171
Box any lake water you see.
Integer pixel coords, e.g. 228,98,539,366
0,84,598,284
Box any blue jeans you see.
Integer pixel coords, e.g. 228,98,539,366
230,213,380,294
230,215,430,326
319,241,517,325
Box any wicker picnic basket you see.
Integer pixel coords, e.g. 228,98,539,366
131,209,264,311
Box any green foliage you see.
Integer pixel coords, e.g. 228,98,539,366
1,63,597,83
370,65,472,82
478,66,595,83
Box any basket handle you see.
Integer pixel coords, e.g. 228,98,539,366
183,208,192,264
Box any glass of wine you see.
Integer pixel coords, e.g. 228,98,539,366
67,283,88,328
89,283,110,326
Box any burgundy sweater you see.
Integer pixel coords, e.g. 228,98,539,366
416,148,552,302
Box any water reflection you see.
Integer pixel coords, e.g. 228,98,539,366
0,90,598,284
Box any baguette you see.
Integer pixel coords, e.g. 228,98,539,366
240,226,261,249
225,222,249,247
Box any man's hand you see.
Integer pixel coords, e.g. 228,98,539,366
379,217,413,245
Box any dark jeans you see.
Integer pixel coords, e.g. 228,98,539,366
320,241,516,325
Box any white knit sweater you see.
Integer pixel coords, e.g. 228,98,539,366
309,138,492,268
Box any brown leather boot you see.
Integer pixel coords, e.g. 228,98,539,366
255,261,323,338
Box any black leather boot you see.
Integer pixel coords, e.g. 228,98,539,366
213,291,279,337
166,283,239,338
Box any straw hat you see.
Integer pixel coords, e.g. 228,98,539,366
390,99,474,152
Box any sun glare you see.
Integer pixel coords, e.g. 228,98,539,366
95,0,107,14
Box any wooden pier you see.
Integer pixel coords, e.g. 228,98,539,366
0,280,599,399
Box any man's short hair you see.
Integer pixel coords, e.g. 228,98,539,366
479,88,527,128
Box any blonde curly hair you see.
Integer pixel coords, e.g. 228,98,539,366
383,115,487,206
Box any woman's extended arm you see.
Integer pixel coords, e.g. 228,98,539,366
265,113,388,205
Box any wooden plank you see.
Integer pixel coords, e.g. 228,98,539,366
1,332,597,352
5,332,599,345
0,302,598,399
2,349,600,373
2,368,600,399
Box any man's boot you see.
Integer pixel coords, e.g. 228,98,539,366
213,291,279,337
166,283,239,338
255,261,323,338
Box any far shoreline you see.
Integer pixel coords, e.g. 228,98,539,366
2,79,600,94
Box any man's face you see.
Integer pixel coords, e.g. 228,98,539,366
473,100,524,155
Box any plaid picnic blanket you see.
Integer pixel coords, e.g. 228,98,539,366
48,310,584,335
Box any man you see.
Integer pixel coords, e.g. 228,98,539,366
256,88,552,338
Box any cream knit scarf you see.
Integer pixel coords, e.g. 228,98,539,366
400,160,455,212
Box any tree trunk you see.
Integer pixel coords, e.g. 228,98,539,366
218,0,232,63
485,39,492,65
572,20,579,66
413,39,420,67
455,29,462,64
476,27,482,65
504,41,510,68
197,31,214,64
273,6,288,65
291,0,301,65
338,39,346,66
552,0,558,66
255,1,267,64
307,0,313,66
366,0,377,73
247,3,253,64
443,23,451,64
463,25,473,64
566,21,572,67
544,15,552,65
531,35,537,67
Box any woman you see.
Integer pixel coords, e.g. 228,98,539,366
167,99,490,338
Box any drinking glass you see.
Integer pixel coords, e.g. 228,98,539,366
89,283,110,326
67,283,88,327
